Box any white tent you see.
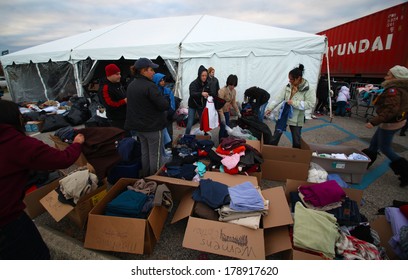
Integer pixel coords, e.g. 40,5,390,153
1,15,327,105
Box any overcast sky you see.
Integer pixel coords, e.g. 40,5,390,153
0,0,406,54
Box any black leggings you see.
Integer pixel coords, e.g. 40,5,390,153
0,212,50,260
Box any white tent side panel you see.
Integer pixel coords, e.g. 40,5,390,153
179,53,323,109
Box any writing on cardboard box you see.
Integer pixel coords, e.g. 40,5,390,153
190,226,258,259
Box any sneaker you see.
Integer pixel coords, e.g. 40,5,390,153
311,114,318,119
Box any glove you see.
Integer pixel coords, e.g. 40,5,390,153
237,112,242,118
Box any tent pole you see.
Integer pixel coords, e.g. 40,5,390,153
174,43,183,99
72,62,83,97
325,47,333,123
35,63,49,101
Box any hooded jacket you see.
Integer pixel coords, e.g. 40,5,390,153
267,79,316,127
0,124,82,227
336,86,350,102
369,78,408,126
153,73,176,111
188,65,211,109
125,73,169,132
98,77,127,121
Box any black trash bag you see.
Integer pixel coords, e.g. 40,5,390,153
40,114,71,133
65,96,91,125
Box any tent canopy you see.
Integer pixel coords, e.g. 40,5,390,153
1,15,327,105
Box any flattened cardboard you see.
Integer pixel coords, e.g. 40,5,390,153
24,179,60,219
183,217,265,260
84,178,168,255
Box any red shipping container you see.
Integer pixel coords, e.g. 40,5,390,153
318,3,408,79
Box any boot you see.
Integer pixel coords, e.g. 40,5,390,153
390,158,408,187
362,148,377,169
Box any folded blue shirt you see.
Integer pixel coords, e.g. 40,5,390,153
228,181,264,211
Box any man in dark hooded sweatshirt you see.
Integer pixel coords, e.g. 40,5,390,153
185,65,212,135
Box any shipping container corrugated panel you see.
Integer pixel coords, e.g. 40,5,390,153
318,3,408,78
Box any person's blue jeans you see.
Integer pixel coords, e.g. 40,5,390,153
335,101,347,116
368,127,401,162
219,111,230,142
185,107,203,135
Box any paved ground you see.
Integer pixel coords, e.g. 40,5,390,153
4,87,406,260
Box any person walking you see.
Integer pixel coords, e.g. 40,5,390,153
98,64,127,130
0,100,85,259
362,65,408,187
217,74,241,142
265,64,316,148
125,58,169,177
185,65,212,135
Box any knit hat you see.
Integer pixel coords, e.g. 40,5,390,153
105,64,120,77
390,65,408,79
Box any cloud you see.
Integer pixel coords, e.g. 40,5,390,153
0,0,406,53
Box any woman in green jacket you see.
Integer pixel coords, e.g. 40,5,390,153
265,64,316,148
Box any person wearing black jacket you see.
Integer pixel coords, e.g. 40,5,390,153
98,64,127,130
125,58,169,177
243,86,270,123
185,65,212,134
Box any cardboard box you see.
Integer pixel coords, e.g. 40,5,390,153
40,180,107,228
84,178,169,255
171,171,294,260
24,178,61,219
308,143,370,184
25,121,43,132
284,179,364,260
261,139,312,181
49,135,88,167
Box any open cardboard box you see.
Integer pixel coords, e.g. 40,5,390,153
284,179,364,260
24,178,61,219
39,175,107,229
370,215,399,260
84,177,170,255
171,171,294,260
261,139,312,181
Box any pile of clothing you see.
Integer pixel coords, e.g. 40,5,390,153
105,179,173,219
192,179,268,229
56,166,99,206
290,180,386,260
